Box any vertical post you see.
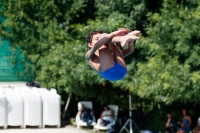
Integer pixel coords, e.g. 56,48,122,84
129,92,133,133
119,91,141,133
62,96,71,120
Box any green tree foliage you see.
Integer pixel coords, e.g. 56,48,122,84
2,1,200,132
117,0,200,104
0,0,91,96
0,0,200,109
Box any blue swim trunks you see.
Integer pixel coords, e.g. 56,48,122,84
100,62,127,81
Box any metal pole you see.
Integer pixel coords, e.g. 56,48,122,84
119,92,141,133
129,93,133,133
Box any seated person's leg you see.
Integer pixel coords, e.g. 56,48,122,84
192,127,196,133
180,129,186,133
81,117,89,123
172,127,178,133
82,117,93,126
102,119,110,126
177,129,184,133
165,127,171,133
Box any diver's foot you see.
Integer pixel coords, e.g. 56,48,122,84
120,35,139,47
127,30,141,36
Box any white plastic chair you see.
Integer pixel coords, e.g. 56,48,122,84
76,101,96,129
38,88,61,128
0,88,7,129
3,88,24,128
93,105,119,131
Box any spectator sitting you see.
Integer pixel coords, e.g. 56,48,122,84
192,116,200,133
177,109,192,133
76,104,93,125
165,112,178,133
97,105,114,126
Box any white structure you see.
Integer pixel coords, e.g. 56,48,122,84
0,82,28,88
50,88,57,94
0,88,7,129
0,86,61,129
15,87,42,128
3,88,24,128
94,105,119,132
76,101,96,129
38,88,61,128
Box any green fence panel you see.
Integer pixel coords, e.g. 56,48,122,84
0,40,32,81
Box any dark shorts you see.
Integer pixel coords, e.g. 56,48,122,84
102,119,110,126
